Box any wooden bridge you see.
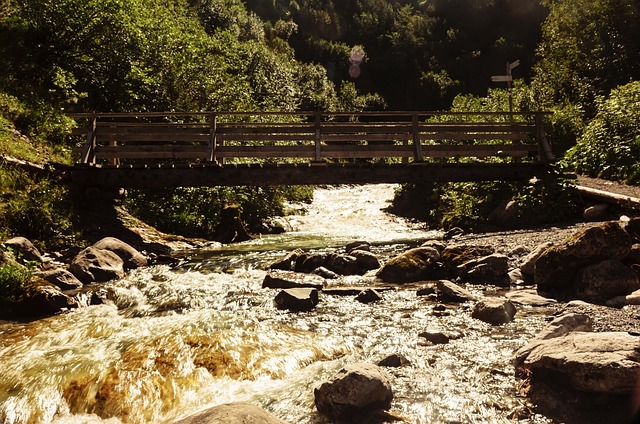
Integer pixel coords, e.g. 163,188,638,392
67,111,554,189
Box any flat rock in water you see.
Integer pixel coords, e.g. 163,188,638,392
505,289,557,306
471,297,516,325
274,288,319,312
435,279,477,303
262,270,324,290
172,402,290,424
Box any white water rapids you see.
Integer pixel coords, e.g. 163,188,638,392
0,184,554,424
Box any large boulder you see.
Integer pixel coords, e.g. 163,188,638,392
350,250,381,271
471,297,516,325
324,253,363,276
3,236,42,263
376,247,442,283
92,237,148,270
314,363,393,419
516,331,640,394
519,242,553,276
37,268,83,291
534,222,632,296
457,253,509,284
19,282,78,316
269,248,304,271
574,259,640,303
172,402,290,424
70,247,125,283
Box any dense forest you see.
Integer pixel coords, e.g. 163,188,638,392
0,0,639,245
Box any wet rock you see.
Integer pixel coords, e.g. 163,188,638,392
92,237,148,270
505,289,557,307
516,331,640,394
19,282,78,316
346,241,371,253
435,280,477,303
441,244,495,269
274,288,319,312
262,270,324,290
623,217,640,242
36,268,83,291
172,402,290,424
416,282,437,297
378,354,411,367
324,286,393,296
376,247,442,283
70,246,125,284
269,248,304,271
312,266,339,279
457,253,509,284
534,222,632,296
575,259,640,303
295,252,326,273
3,236,42,263
324,253,363,275
418,331,450,345
355,288,382,303
471,298,516,325
519,242,553,276
314,363,393,419
350,250,381,271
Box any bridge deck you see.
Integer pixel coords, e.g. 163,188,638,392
67,111,553,188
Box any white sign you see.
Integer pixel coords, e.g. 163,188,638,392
509,60,520,70
491,75,513,82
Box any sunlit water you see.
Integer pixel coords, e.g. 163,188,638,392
0,184,553,423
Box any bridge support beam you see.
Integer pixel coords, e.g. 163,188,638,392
66,163,550,190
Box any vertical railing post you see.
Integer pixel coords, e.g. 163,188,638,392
207,112,218,163
412,113,424,162
80,114,97,165
313,112,323,163
535,112,554,163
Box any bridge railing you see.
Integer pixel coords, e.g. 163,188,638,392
69,111,554,166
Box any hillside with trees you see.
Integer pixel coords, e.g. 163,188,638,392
0,0,639,245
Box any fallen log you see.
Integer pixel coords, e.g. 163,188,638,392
575,185,640,210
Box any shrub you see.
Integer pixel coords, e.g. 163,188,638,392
565,81,640,183
0,262,32,304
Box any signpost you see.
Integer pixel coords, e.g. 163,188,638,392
491,60,519,113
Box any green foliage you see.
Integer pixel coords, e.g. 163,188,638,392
124,185,313,238
513,168,582,225
0,262,33,304
0,166,78,250
533,0,640,118
565,81,640,183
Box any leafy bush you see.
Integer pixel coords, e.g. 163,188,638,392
0,166,78,250
564,81,640,183
124,185,313,238
0,262,32,304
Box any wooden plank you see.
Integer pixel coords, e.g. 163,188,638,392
216,134,316,142
95,134,211,143
94,145,208,159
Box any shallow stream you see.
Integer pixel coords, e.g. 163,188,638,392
0,184,554,423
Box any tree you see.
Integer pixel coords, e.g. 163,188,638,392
533,0,640,117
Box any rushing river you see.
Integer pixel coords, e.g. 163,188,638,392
0,184,554,424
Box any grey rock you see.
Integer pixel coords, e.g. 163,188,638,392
274,288,319,312
172,402,290,424
70,247,125,283
471,297,516,325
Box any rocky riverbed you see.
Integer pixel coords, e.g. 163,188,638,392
2,182,640,424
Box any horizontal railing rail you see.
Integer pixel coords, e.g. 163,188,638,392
68,111,554,166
